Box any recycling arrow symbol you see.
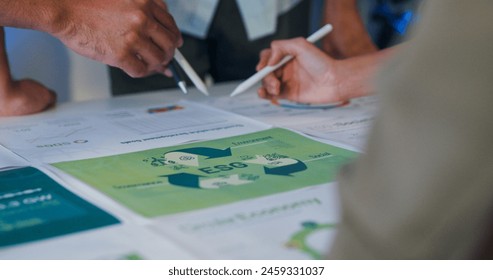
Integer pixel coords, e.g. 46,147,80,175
162,173,253,189
169,147,232,159
162,148,309,189
161,173,204,189
263,160,307,176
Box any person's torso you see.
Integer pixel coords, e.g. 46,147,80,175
166,0,302,40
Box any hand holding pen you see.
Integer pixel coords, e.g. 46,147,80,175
162,49,209,96
230,24,333,97
255,23,383,104
167,50,209,96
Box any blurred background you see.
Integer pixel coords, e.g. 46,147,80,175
5,28,110,103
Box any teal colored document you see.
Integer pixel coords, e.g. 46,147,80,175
54,128,357,217
0,167,119,247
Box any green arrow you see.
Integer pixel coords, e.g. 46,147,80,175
264,160,307,176
161,173,204,189
170,147,232,159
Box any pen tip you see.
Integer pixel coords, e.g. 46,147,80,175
197,87,209,96
230,88,242,97
178,82,188,94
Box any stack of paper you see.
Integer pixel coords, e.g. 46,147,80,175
0,98,367,259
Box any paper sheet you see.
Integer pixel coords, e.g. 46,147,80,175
0,167,193,259
0,84,370,259
0,100,269,163
0,224,193,259
0,167,119,248
0,145,26,170
53,128,357,217
204,91,379,151
152,183,340,259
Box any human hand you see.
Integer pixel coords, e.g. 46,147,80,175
257,38,382,104
51,0,182,78
256,38,346,104
0,79,56,116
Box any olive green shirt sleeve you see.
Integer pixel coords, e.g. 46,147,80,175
329,0,493,259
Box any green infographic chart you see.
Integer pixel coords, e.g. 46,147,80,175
54,128,357,217
0,167,119,247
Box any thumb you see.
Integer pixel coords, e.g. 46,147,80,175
267,38,309,66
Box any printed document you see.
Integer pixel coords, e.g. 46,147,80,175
204,89,379,150
0,145,26,170
53,128,356,217
0,100,269,163
153,183,340,259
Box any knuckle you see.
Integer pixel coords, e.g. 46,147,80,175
148,22,160,32
260,49,270,57
134,0,149,8
292,37,309,48
152,48,166,61
293,37,305,43
147,57,161,68
129,10,148,26
124,32,140,45
162,32,181,49
270,40,281,49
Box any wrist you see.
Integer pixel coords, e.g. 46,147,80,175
314,60,344,103
331,58,370,101
345,56,377,99
0,33,12,95
0,0,62,34
35,1,68,35
0,78,14,98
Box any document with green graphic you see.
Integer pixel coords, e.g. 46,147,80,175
0,167,119,247
53,128,357,217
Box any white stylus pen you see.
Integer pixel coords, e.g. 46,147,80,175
173,49,209,96
230,24,333,97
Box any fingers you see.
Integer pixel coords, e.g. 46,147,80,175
144,1,183,69
120,0,183,77
116,53,149,78
267,38,307,66
163,67,172,77
152,0,168,10
151,1,183,48
0,79,57,116
258,69,284,101
135,35,168,71
146,22,177,66
262,73,281,95
256,49,271,71
257,87,277,102
46,88,57,109
257,49,282,99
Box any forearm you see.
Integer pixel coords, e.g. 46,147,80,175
0,0,61,33
0,27,12,93
335,47,397,100
322,0,377,58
